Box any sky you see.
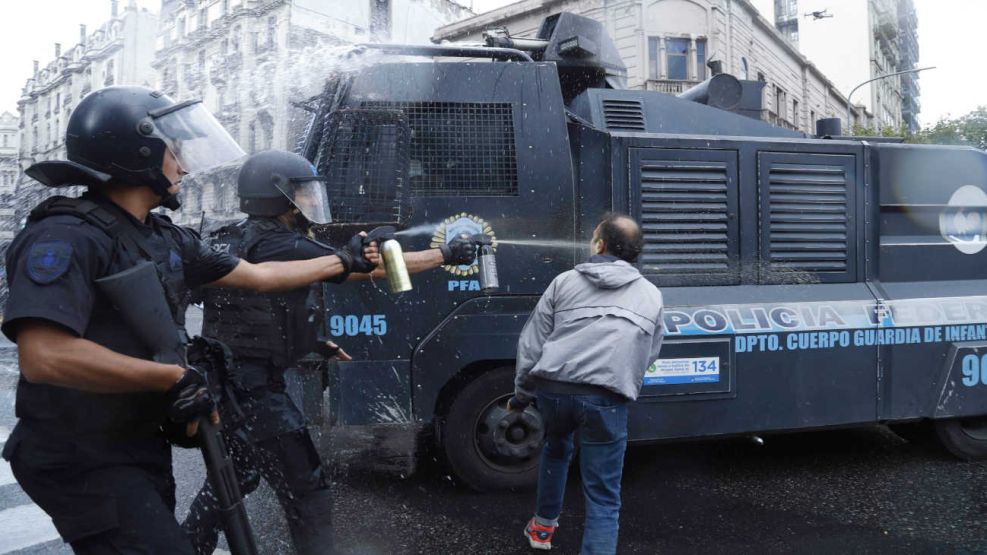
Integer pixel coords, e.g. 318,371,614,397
0,0,982,127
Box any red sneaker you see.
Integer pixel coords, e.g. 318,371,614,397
524,517,557,550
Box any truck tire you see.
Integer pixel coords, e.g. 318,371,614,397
443,366,543,491
934,417,987,460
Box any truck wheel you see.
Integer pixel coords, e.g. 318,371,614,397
443,366,543,491
934,417,987,460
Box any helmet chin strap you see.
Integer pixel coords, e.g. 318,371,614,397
160,192,181,211
292,210,312,233
151,171,182,211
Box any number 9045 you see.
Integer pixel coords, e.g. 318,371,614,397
328,314,387,337
961,353,987,387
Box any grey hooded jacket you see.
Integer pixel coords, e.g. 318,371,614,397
515,256,664,402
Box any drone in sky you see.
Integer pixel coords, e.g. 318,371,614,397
805,9,834,20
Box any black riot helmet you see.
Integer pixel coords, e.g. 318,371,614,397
237,150,332,224
25,86,245,210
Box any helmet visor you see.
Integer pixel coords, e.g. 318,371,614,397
276,178,332,224
151,102,245,174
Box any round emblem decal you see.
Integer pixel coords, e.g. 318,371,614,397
431,213,498,276
940,185,987,255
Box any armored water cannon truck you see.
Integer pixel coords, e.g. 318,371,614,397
300,12,987,491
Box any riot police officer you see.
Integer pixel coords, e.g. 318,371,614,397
182,150,477,555
0,87,380,554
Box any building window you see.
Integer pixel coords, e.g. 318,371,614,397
776,87,788,121
267,16,277,49
199,8,207,30
666,38,689,80
178,17,186,37
198,50,206,71
757,72,766,83
775,0,798,19
232,27,241,52
741,58,749,80
648,37,659,80
792,98,800,129
105,59,115,86
696,39,707,81
810,109,816,128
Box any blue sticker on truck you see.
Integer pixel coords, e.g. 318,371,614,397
644,357,720,385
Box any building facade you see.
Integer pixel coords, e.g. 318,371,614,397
434,0,871,136
0,112,20,241
13,0,159,228
154,0,473,226
758,0,921,132
0,113,18,197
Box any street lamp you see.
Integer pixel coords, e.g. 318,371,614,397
845,66,935,133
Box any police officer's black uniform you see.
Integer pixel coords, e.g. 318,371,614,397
2,192,239,552
184,216,342,555
182,150,477,555
0,86,246,553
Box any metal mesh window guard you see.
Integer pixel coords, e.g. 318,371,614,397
316,108,411,224
362,101,519,197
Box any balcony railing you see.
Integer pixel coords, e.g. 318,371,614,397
644,79,700,95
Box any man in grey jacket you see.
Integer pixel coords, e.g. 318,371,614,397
508,213,664,554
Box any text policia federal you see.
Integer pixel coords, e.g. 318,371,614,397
662,297,987,353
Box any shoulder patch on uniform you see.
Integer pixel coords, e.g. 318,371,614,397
169,249,182,272
27,241,73,284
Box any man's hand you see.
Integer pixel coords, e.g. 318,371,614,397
440,233,478,266
317,340,353,362
506,395,530,412
336,232,379,275
362,240,380,268
165,367,219,437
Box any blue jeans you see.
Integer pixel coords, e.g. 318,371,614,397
534,391,629,555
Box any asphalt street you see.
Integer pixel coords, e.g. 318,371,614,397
0,312,986,553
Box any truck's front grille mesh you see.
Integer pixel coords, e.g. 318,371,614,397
639,160,731,274
766,163,849,272
362,101,518,196
602,99,645,131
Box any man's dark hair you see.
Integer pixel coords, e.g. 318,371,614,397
598,212,644,263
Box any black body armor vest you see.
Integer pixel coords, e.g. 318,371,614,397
201,219,318,368
16,196,190,439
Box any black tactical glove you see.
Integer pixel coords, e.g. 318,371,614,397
440,233,478,266
336,233,378,275
165,366,216,424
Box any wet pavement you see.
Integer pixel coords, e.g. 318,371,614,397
1,319,987,553
328,428,987,555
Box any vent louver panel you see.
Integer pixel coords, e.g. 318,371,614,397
602,99,645,131
766,162,850,272
639,160,731,274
